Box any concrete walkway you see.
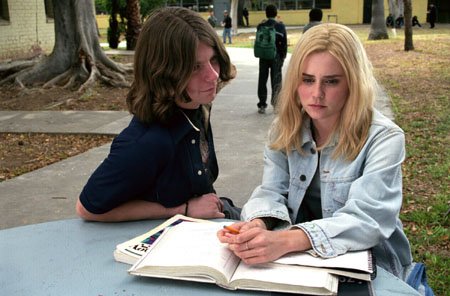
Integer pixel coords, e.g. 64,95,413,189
0,47,394,229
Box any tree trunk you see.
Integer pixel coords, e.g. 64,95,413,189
0,0,131,92
108,0,120,49
230,0,238,35
237,0,244,27
126,0,142,50
368,0,389,40
404,0,414,51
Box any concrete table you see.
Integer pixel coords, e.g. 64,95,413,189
0,219,420,295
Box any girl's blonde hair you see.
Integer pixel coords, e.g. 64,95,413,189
272,23,377,160
127,7,235,124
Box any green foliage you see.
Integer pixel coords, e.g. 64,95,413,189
95,0,164,20
95,0,126,13
95,0,108,14
140,0,166,19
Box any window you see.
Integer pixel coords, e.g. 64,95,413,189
165,0,213,12
315,0,331,9
0,0,10,24
248,0,330,11
298,0,331,10
44,0,54,21
282,0,298,10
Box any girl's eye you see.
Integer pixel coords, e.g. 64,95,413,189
302,77,315,84
324,79,339,85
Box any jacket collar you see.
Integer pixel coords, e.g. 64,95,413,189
301,116,338,149
167,105,211,144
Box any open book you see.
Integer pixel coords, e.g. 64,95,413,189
275,248,374,281
114,214,211,265
128,221,374,295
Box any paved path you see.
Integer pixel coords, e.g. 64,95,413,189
0,47,394,229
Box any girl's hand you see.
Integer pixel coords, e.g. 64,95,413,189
220,223,312,265
217,219,267,243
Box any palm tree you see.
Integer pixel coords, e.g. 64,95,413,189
126,0,142,50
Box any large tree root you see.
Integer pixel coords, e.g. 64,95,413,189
0,0,133,93
0,51,132,92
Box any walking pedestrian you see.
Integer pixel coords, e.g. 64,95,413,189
255,5,287,114
222,10,232,44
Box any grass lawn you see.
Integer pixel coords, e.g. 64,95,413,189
228,24,449,295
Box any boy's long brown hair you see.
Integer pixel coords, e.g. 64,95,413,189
127,7,235,124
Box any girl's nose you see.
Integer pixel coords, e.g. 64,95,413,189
312,82,325,99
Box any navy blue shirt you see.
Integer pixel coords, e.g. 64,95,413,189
79,108,218,214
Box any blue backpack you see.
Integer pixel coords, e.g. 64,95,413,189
254,24,277,60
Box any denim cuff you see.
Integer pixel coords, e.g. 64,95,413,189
292,222,337,258
244,210,291,230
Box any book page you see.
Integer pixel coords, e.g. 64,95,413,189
115,215,212,264
275,250,372,273
129,222,240,285
230,262,338,295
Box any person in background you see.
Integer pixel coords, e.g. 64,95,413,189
218,23,434,296
76,7,240,222
222,10,232,44
256,4,287,114
412,15,422,27
243,7,249,27
207,10,218,28
386,13,395,28
395,14,404,28
427,4,437,29
302,8,323,33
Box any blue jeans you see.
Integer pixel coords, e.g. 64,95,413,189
406,263,435,296
223,28,232,44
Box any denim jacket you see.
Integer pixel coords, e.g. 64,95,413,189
242,109,413,279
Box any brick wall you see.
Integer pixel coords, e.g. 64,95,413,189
0,0,55,61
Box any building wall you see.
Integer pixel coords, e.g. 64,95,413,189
202,0,428,27
0,0,431,61
0,0,55,61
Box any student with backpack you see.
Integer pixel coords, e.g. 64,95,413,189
254,4,287,114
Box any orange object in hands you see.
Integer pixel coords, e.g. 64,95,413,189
223,225,240,234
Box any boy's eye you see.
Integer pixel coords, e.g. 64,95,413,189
193,64,202,71
210,57,219,66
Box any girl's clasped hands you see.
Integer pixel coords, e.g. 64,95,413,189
217,220,307,265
